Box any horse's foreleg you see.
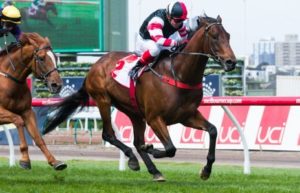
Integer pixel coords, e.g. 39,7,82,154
0,107,31,169
182,111,217,180
130,116,164,181
96,99,140,171
22,109,67,170
147,117,176,158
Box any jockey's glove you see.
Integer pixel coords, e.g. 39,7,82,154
129,61,144,80
16,41,22,48
176,39,189,46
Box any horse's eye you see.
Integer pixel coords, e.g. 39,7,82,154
39,57,45,62
212,35,218,41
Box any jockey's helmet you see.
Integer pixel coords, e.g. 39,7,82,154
1,5,21,24
166,1,188,20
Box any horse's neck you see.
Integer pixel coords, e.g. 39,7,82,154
1,49,33,82
173,31,208,84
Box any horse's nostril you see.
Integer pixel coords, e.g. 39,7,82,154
51,83,62,92
225,59,236,65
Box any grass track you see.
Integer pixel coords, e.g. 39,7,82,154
0,158,299,193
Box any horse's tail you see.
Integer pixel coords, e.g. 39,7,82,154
42,80,89,135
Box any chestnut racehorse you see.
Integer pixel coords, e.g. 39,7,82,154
0,33,66,170
44,16,236,180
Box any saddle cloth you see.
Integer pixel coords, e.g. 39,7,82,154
111,54,146,88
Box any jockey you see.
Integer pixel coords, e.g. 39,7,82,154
0,5,22,41
28,0,46,16
1,0,15,9
129,1,189,80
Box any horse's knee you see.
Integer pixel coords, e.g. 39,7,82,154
166,146,176,157
207,125,217,138
14,116,25,128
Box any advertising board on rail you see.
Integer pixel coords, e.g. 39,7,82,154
112,105,300,151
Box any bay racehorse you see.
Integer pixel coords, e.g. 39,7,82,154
0,33,66,170
43,15,236,181
20,2,57,27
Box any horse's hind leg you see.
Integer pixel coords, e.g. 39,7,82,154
130,116,164,182
22,109,67,170
0,107,31,169
182,111,217,180
94,96,140,171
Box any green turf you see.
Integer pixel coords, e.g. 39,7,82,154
0,158,299,193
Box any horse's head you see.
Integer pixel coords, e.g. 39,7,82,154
192,15,236,72
45,2,58,16
19,33,62,93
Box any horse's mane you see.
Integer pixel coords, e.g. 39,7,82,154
199,13,218,24
0,33,45,57
20,32,45,45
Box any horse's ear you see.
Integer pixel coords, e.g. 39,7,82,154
199,16,208,26
217,15,222,23
28,38,39,47
45,37,50,44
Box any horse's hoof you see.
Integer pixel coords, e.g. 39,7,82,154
53,161,67,171
200,168,211,180
153,173,166,182
19,160,31,170
128,157,140,171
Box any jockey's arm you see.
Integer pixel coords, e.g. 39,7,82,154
178,23,188,40
10,25,22,41
147,17,177,47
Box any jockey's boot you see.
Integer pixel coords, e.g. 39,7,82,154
128,60,144,80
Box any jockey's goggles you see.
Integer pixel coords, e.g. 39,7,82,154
172,18,184,23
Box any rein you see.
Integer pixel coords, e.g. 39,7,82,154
3,34,16,71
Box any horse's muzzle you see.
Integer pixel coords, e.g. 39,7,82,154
223,59,237,72
48,82,62,94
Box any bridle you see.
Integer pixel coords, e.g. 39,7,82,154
172,21,223,63
0,44,58,84
33,46,58,81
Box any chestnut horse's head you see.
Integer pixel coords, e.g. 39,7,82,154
19,33,62,93
191,15,237,72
